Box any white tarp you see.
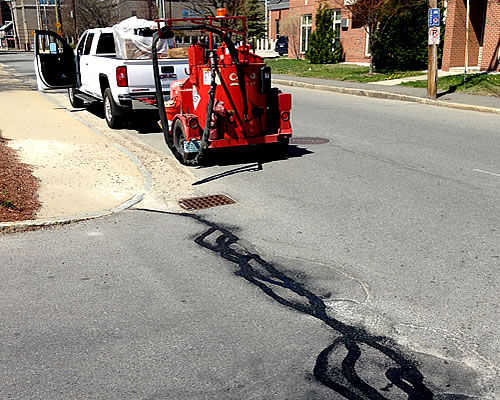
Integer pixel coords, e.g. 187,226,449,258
112,17,172,60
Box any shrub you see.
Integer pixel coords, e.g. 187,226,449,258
372,2,445,71
306,2,342,64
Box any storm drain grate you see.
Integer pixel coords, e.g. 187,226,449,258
178,194,236,211
290,137,330,145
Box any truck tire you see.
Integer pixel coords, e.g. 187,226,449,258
103,88,123,129
68,88,84,108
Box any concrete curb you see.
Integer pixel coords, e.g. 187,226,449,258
0,91,153,235
272,79,500,116
0,193,144,234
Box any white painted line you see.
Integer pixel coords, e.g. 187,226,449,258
473,168,500,178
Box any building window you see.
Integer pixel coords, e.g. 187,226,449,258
300,14,312,53
332,9,341,47
275,19,280,39
131,10,137,16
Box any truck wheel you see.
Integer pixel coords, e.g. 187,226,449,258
103,88,123,129
68,88,84,108
173,119,196,165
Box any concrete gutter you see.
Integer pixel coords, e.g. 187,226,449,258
273,78,500,116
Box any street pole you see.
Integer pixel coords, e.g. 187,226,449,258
35,0,41,30
19,0,29,50
72,0,77,39
55,0,62,36
427,0,438,99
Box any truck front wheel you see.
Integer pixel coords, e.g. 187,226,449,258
103,88,123,129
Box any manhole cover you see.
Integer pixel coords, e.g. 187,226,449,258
290,137,330,145
179,194,235,211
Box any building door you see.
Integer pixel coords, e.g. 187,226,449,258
477,0,488,66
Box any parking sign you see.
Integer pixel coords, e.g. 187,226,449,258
428,27,440,45
428,8,440,27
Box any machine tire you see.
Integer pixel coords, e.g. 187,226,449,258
68,88,84,108
173,119,196,165
103,88,123,129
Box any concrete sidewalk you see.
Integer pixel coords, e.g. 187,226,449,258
0,65,146,223
273,74,500,113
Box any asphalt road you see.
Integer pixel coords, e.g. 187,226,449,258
1,53,499,399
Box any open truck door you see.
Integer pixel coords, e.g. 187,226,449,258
34,30,77,91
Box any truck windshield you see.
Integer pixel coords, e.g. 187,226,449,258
96,33,115,54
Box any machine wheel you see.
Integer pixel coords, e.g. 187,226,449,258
68,88,84,108
173,119,197,165
103,88,123,129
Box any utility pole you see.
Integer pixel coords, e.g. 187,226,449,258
72,0,77,39
35,0,42,31
55,0,62,36
19,0,29,50
427,0,439,99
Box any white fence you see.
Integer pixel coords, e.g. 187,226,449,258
251,37,279,57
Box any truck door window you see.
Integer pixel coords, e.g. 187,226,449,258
83,33,94,55
37,34,65,55
96,33,115,54
77,33,87,55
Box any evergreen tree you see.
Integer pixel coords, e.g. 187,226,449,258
236,0,265,38
306,1,341,64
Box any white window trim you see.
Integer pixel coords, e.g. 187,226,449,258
364,28,371,57
332,9,341,46
300,14,312,54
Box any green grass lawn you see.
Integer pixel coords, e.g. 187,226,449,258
266,58,425,83
401,73,500,96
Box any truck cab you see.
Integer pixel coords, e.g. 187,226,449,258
34,28,189,129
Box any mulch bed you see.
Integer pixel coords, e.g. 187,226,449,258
0,136,40,222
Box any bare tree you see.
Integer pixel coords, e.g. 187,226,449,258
183,0,240,17
282,15,300,59
344,0,425,72
61,0,120,41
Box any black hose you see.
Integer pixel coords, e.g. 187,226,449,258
198,50,217,157
220,35,249,121
215,64,246,135
152,30,170,146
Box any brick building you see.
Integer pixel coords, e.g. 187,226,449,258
269,0,370,62
442,0,499,72
268,0,500,71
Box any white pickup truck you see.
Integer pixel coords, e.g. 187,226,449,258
34,28,189,128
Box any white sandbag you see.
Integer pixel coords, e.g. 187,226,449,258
112,16,172,59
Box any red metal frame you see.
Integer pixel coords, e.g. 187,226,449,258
154,16,247,47
151,15,292,155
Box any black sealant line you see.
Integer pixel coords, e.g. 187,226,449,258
133,208,435,400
